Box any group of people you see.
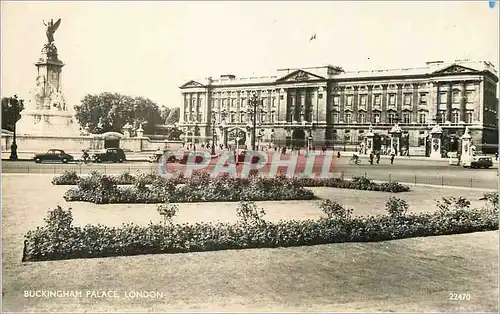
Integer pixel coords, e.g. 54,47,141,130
349,150,396,165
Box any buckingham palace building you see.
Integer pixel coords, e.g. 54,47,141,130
178,60,498,156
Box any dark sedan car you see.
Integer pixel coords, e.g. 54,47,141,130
34,149,74,163
92,148,126,163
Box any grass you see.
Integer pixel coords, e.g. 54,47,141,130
2,175,499,312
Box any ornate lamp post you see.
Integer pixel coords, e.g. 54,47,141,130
249,91,260,151
8,96,23,161
211,118,217,155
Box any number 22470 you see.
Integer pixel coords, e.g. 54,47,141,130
449,293,471,301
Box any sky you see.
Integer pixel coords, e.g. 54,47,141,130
1,1,499,109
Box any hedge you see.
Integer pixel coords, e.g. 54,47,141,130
54,170,410,196
63,172,316,204
23,195,498,262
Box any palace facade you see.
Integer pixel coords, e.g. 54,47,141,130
178,60,498,155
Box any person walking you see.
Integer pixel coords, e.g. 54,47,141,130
337,151,341,159
390,152,395,164
369,152,374,165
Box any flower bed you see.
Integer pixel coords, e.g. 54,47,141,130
54,171,410,193
63,172,316,204
23,195,498,262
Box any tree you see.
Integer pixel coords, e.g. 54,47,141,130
74,93,164,135
1,95,24,132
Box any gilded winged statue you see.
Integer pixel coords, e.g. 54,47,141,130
43,18,61,43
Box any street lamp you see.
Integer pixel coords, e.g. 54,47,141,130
249,91,260,151
211,119,216,156
8,96,23,161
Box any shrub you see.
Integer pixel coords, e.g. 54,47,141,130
482,192,499,212
436,197,471,213
157,201,179,225
236,201,266,225
385,197,409,218
319,199,353,220
116,171,135,185
52,170,80,185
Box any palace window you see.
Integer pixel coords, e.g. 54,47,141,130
359,112,366,124
197,113,202,122
184,113,189,121
222,99,228,109
240,112,246,122
373,112,380,123
466,91,473,103
332,113,339,123
231,99,236,108
438,111,445,124
418,112,426,124
345,113,352,124
272,97,276,107
419,93,427,106
439,92,447,105
360,95,367,107
346,95,353,107
374,94,381,106
241,98,246,108
333,95,340,106
402,112,411,124
389,94,396,106
466,111,473,123
191,98,196,107
211,99,216,108
388,112,396,124
452,90,460,104
261,113,266,122
230,113,235,123
270,111,276,123
452,111,459,123
404,94,411,105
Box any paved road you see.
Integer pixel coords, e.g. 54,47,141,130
2,154,497,189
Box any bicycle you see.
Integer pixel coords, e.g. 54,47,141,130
76,158,93,165
348,156,361,164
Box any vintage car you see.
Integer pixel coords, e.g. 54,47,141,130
470,151,493,169
33,149,74,163
92,148,126,163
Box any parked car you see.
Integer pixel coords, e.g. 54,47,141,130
34,149,74,164
470,152,493,169
92,148,126,163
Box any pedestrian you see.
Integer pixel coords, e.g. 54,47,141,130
390,152,395,164
322,145,327,155
337,151,341,159
201,143,205,149
376,151,380,164
369,152,374,165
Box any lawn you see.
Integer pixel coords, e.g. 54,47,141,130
2,175,498,312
